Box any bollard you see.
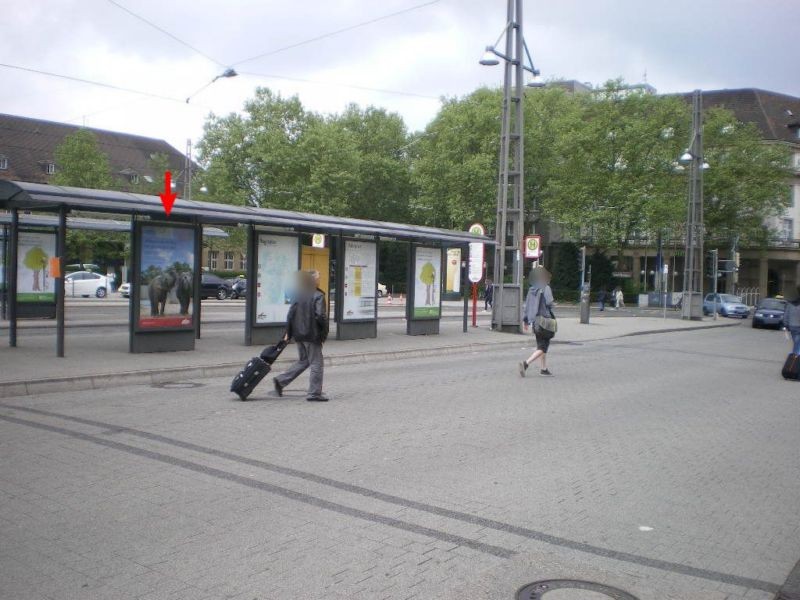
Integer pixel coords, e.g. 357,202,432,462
579,282,590,324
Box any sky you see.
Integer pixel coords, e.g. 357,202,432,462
1,0,797,154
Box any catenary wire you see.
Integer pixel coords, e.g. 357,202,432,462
231,0,442,67
105,0,225,66
239,71,440,100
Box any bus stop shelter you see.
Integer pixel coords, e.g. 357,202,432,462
0,181,492,357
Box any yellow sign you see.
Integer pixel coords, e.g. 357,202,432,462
311,234,326,249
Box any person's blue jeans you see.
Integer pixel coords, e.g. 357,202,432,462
791,327,800,355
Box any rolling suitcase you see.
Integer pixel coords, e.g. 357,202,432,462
260,339,288,365
230,356,271,401
781,353,800,381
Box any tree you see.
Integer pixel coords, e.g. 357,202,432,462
542,83,690,260
51,130,127,266
53,129,115,190
23,246,49,291
702,108,791,246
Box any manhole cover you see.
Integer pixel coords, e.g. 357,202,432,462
151,382,205,389
517,580,638,600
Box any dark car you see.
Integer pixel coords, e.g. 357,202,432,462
200,273,232,300
752,297,786,329
230,278,247,299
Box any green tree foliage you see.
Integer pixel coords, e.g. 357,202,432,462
52,129,115,190
51,130,126,266
702,108,791,245
548,242,580,297
197,89,414,222
23,246,49,291
542,84,690,258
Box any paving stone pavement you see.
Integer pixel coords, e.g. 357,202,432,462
0,325,798,599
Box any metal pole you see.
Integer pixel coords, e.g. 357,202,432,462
56,206,67,357
712,249,718,320
194,223,202,340
1,225,7,321
184,139,192,201
8,209,18,347
462,257,468,333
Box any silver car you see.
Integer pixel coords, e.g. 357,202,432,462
703,293,749,318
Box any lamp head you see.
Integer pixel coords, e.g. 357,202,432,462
479,46,500,66
678,150,693,164
221,68,238,79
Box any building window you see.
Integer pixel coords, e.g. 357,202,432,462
46,162,55,175
130,173,139,184
0,156,7,170
239,254,246,271
208,251,218,270
224,252,234,270
781,219,793,241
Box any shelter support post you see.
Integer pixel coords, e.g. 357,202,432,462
1,225,6,321
8,208,18,348
462,251,468,333
56,206,67,357
244,225,254,346
194,224,202,340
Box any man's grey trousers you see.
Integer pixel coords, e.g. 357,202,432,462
275,341,324,397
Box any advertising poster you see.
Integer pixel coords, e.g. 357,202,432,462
138,225,194,329
256,234,298,324
445,248,461,294
413,247,441,318
17,231,56,303
342,240,376,321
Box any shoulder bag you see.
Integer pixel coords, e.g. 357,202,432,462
534,290,558,335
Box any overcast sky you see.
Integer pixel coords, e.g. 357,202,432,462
2,0,797,153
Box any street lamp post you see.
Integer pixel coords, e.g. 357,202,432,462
480,0,542,333
679,89,706,320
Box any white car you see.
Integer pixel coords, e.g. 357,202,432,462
118,282,131,298
64,271,111,298
377,283,388,297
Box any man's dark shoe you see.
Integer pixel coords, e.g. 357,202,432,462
273,378,283,397
306,395,329,402
539,369,553,377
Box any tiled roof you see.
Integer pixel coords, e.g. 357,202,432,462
683,89,800,145
0,113,187,185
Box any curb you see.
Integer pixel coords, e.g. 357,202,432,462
0,322,738,399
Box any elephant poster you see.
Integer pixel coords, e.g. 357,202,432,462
413,247,442,318
16,231,56,303
137,225,195,329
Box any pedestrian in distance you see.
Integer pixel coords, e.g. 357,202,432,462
598,288,607,311
782,285,800,355
273,271,330,401
519,267,557,377
484,279,494,311
615,286,625,309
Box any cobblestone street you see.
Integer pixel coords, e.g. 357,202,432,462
1,325,799,600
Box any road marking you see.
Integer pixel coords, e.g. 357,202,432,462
0,403,783,594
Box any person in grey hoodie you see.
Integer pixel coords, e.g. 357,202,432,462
781,285,800,355
519,267,555,377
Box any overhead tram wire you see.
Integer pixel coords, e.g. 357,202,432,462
105,0,226,67
0,62,204,107
231,0,442,67
238,71,439,100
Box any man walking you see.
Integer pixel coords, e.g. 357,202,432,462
484,279,494,311
598,288,607,311
274,271,330,401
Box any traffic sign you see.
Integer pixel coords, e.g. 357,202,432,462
523,235,542,259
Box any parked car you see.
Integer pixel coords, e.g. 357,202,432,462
118,282,130,298
230,278,247,299
702,293,750,318
751,297,786,328
201,273,232,300
377,283,388,297
64,271,110,298
65,263,101,273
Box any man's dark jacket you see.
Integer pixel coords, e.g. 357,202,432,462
286,290,328,343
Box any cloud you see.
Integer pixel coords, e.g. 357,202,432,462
1,0,796,153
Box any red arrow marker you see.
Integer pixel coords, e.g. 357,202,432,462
159,171,178,217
